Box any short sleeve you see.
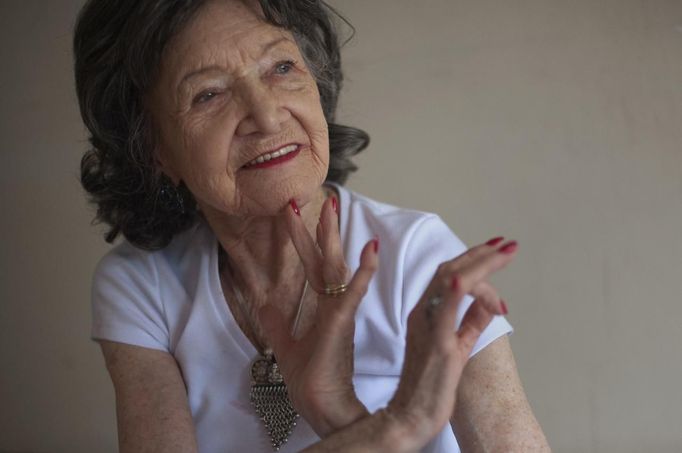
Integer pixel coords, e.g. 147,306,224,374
90,244,170,352
401,215,513,357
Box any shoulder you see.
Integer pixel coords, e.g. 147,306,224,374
91,219,215,327
93,219,214,286
331,183,468,263
90,220,215,352
334,186,513,363
333,183,471,322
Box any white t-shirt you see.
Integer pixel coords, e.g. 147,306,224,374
91,184,513,453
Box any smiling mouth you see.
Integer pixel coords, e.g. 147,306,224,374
242,143,302,170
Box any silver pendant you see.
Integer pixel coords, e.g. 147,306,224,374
250,353,299,451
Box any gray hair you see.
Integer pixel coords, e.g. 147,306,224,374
74,0,369,250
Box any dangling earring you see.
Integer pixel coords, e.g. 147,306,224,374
159,178,185,215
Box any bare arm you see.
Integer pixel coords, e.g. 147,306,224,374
101,213,528,451
451,336,550,452
99,340,199,453
301,409,419,453
100,340,417,453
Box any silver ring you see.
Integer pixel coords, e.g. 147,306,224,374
426,294,443,320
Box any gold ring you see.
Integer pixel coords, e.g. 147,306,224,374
323,283,348,297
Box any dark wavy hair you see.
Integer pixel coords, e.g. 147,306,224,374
74,0,369,250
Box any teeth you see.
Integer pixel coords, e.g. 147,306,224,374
246,144,299,167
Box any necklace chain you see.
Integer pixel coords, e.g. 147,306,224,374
218,248,307,450
215,188,333,450
219,248,309,354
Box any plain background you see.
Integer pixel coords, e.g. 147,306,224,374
1,0,681,451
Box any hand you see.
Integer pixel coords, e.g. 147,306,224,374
386,237,518,449
258,195,378,438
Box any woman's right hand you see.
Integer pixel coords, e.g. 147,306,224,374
385,237,517,449
258,194,377,437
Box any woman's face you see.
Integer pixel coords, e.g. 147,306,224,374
148,0,329,218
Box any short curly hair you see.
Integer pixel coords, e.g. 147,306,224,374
74,0,369,250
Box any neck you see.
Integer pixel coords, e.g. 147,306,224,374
205,186,330,302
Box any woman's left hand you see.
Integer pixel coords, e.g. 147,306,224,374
258,195,377,438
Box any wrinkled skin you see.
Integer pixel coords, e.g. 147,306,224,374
146,0,517,448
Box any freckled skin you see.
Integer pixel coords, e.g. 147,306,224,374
148,0,329,219
107,4,551,451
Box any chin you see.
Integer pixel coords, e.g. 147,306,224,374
238,174,325,217
279,177,324,209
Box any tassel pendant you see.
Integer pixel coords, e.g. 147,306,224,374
250,352,299,451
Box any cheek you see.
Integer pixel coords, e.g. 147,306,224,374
289,87,329,157
178,112,239,174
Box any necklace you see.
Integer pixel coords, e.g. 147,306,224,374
220,252,309,451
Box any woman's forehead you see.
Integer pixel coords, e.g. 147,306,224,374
160,0,290,79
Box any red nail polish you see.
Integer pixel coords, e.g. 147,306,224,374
498,241,518,254
332,196,338,214
373,236,379,253
486,236,505,247
290,199,300,216
500,300,509,315
451,275,459,291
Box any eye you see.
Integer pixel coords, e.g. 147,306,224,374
193,89,222,105
274,60,297,75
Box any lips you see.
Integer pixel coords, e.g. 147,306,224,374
242,143,302,170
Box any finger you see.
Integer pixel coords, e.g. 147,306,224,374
437,236,508,272
258,304,295,358
316,196,335,257
341,238,379,314
317,196,349,286
284,199,325,290
423,273,506,335
468,280,504,316
316,219,323,247
425,274,465,337
456,298,496,354
451,240,518,297
426,239,516,305
309,238,378,356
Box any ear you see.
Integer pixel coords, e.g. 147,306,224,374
145,92,181,185
153,145,181,185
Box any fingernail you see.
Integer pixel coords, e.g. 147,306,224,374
451,275,459,291
486,236,505,247
332,196,338,214
500,299,509,315
373,236,379,253
290,199,300,216
498,240,518,254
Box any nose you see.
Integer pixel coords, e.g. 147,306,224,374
235,82,291,137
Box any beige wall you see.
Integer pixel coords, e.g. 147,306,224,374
1,1,681,451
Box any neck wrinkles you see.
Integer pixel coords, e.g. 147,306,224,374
208,186,328,299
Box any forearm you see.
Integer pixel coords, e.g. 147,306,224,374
452,399,550,453
301,409,419,453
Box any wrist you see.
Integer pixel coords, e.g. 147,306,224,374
372,408,422,453
315,396,370,438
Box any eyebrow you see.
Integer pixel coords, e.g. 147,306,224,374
178,36,293,86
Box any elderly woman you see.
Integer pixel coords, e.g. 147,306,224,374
75,0,549,451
